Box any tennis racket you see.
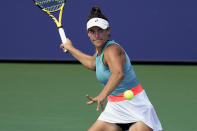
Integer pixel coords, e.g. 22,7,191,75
33,0,67,52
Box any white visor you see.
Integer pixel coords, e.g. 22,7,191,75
87,18,109,30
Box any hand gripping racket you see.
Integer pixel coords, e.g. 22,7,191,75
33,0,67,52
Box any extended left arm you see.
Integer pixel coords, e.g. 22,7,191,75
86,44,126,111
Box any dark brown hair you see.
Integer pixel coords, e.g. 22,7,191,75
87,6,108,22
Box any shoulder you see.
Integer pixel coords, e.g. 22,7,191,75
104,43,123,56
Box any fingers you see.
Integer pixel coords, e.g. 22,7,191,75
86,94,95,105
66,38,71,44
86,100,95,105
96,102,100,111
86,94,105,111
60,44,64,48
60,38,74,52
96,101,104,111
86,94,94,100
60,38,69,49
60,44,65,51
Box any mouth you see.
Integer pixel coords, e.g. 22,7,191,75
93,39,103,42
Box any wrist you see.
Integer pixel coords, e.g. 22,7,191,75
66,45,75,53
99,91,108,99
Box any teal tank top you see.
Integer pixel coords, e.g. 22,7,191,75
96,40,139,96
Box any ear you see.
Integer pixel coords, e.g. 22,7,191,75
107,27,111,34
87,30,90,37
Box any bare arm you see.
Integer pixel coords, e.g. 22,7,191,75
99,44,125,99
86,44,126,111
60,38,96,71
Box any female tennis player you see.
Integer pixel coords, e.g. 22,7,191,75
60,6,162,131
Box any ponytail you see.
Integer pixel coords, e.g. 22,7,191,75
87,6,108,22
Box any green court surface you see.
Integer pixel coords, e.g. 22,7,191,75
0,63,196,131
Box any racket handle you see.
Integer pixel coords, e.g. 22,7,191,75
58,27,67,52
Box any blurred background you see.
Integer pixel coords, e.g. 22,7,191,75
0,0,196,62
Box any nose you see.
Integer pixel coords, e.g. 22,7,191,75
94,31,100,38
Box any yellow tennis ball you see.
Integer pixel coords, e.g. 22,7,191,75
124,90,134,100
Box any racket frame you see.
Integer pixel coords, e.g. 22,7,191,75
33,0,67,52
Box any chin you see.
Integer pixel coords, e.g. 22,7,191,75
93,40,105,47
94,43,104,48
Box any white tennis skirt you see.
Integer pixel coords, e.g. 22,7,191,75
98,90,162,131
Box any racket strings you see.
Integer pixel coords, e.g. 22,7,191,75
45,4,63,11
35,0,64,11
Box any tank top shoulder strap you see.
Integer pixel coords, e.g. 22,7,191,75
103,40,117,50
99,40,118,56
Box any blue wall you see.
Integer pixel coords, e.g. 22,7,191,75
0,0,196,62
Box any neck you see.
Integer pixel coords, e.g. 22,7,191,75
96,39,110,56
96,45,105,56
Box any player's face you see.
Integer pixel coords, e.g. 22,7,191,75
87,26,110,48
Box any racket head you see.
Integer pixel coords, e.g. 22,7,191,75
33,0,66,12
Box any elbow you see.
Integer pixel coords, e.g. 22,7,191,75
86,61,96,71
119,72,124,81
113,71,124,81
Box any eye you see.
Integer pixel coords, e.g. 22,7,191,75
98,28,104,33
88,29,95,34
